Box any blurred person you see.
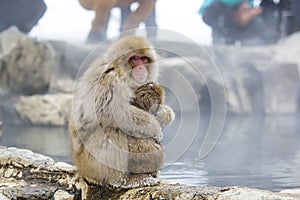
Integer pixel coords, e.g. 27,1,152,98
0,0,46,33
281,0,300,36
291,0,300,32
79,0,157,44
272,0,300,37
120,6,158,38
199,0,281,45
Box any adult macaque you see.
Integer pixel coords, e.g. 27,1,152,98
69,36,174,188
79,0,157,43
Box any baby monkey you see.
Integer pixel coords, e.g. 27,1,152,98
127,82,166,182
131,81,164,114
131,82,173,128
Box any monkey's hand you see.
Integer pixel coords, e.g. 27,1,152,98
156,105,175,128
112,105,163,142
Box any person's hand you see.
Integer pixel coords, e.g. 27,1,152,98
233,2,263,26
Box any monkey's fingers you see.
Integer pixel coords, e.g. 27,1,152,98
156,105,175,128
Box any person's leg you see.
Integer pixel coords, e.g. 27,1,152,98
120,7,131,32
78,0,94,10
145,8,157,27
0,0,46,33
145,7,157,38
0,1,15,32
145,8,157,38
87,0,115,44
202,1,238,45
18,0,47,33
121,0,156,30
292,0,300,32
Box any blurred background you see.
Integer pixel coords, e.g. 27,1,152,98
0,0,300,193
29,0,211,45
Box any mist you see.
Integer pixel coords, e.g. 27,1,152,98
29,0,212,45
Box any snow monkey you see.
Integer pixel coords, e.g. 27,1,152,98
69,36,174,188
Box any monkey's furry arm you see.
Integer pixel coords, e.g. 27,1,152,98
87,70,163,142
74,80,162,142
111,103,163,141
107,80,162,141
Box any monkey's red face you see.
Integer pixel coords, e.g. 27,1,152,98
129,54,151,83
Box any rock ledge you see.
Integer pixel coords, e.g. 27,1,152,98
0,146,299,200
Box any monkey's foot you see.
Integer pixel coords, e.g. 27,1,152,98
114,174,159,189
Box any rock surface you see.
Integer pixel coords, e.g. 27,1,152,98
160,36,300,114
47,40,91,93
204,40,300,114
150,35,300,114
1,30,300,125
15,94,72,126
0,121,2,140
0,146,299,200
0,146,78,200
0,27,56,94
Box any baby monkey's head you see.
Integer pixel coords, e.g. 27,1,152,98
130,82,164,114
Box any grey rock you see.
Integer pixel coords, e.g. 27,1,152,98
15,93,72,126
49,78,75,94
261,63,299,114
0,121,2,140
0,27,55,94
276,32,300,67
54,190,75,200
47,40,92,79
158,57,208,112
222,61,300,114
217,187,300,200
2,30,300,120
152,37,300,114
201,42,300,114
280,188,300,197
0,146,298,200
0,146,78,200
47,41,92,93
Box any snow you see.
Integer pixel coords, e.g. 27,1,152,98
29,0,212,45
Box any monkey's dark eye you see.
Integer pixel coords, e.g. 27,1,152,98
129,55,139,62
129,55,151,65
141,56,151,63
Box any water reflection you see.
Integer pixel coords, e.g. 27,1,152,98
160,160,208,186
1,125,72,163
195,115,300,191
1,114,300,191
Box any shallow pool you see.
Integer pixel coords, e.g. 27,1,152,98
1,114,300,192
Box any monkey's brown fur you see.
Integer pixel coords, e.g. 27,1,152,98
69,36,174,188
128,82,165,175
131,82,164,114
